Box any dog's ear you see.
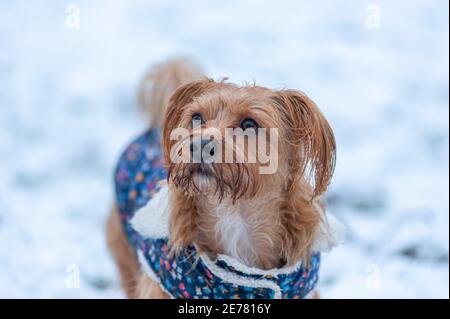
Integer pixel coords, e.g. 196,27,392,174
272,90,336,198
162,78,216,164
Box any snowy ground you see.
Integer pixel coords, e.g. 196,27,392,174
0,0,448,298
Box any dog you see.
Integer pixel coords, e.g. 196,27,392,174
106,58,343,299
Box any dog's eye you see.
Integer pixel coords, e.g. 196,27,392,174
240,118,259,131
191,113,204,127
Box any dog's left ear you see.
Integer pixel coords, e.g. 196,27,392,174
272,90,336,198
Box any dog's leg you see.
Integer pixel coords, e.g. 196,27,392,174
106,206,140,298
307,290,321,299
135,273,170,299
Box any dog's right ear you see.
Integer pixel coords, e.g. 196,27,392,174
162,78,216,164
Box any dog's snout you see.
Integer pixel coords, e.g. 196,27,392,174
190,138,215,162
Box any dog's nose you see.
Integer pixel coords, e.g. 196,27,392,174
190,138,215,162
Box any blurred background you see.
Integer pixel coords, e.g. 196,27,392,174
0,0,448,298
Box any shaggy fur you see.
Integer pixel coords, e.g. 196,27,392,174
105,206,140,298
106,58,336,298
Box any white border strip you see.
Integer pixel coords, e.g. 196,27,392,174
200,253,282,299
216,254,305,277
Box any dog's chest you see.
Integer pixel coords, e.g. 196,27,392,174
214,206,253,264
197,200,282,269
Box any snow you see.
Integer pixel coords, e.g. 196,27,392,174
0,0,448,298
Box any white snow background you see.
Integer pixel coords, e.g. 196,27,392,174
0,0,448,298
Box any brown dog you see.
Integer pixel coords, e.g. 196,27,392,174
106,58,340,298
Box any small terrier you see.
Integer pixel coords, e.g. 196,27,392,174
106,58,343,299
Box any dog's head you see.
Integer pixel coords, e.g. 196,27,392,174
162,78,336,202
162,78,336,264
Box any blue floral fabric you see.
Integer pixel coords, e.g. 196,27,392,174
114,129,320,299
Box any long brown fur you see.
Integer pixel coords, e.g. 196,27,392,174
106,58,336,298
105,205,140,298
